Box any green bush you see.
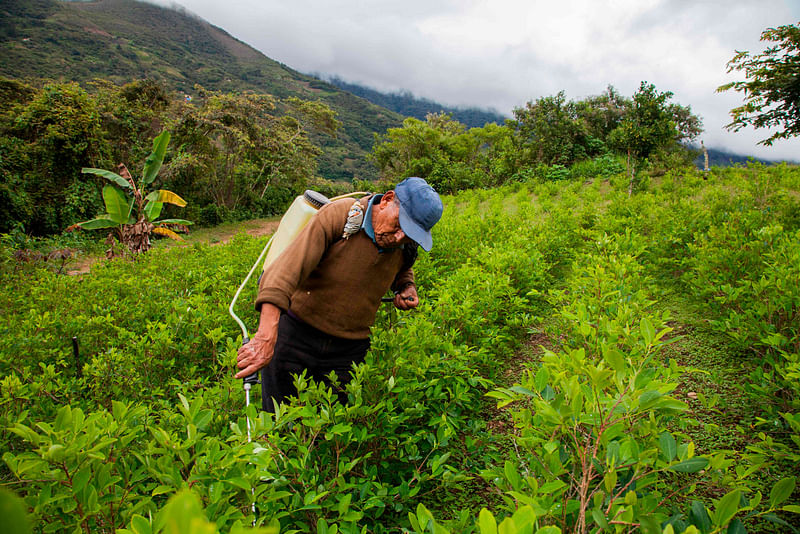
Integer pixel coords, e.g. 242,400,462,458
3,166,800,533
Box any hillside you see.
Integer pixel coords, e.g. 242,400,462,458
0,0,405,181
323,75,508,128
695,146,777,168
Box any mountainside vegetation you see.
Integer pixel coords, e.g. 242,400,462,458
0,77,348,235
323,76,508,129
0,0,405,181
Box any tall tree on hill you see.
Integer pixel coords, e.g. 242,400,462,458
717,22,800,146
370,112,503,192
168,89,338,215
511,91,594,167
575,85,628,146
608,82,678,195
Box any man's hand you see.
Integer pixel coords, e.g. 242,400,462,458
236,334,276,379
235,304,281,379
394,284,419,310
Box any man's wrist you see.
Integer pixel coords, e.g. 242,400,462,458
394,281,415,294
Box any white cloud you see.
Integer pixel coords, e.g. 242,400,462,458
165,0,799,160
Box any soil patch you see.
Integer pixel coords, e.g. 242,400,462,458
65,219,280,276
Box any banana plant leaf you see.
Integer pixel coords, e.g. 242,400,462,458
145,189,187,207
82,168,132,189
154,218,193,225
102,185,133,225
142,131,170,187
78,215,119,229
144,201,163,222
152,227,183,240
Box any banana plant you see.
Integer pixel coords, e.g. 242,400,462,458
77,131,192,256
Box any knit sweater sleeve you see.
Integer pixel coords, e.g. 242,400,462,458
255,201,345,312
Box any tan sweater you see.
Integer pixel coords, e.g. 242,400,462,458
255,196,415,339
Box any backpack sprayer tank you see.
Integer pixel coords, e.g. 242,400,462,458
262,190,330,270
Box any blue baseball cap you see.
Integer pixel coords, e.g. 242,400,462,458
395,177,443,251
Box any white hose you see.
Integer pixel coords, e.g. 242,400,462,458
229,235,275,340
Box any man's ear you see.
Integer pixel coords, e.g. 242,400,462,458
380,190,396,206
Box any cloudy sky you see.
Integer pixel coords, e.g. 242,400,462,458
164,0,799,160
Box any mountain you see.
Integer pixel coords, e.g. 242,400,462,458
0,0,405,181
693,146,784,169
322,76,508,128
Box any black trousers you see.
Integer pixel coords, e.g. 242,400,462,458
261,312,370,412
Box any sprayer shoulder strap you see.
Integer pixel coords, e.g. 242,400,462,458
338,194,417,272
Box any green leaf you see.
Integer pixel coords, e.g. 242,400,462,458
689,500,711,533
659,431,677,461
712,490,740,527
603,347,625,372
539,480,567,494
478,508,498,534
78,215,119,230
639,390,662,409
72,467,92,493
640,316,655,345
102,185,132,225
130,514,152,534
0,489,32,534
152,485,173,496
142,131,170,186
226,477,250,491
670,457,708,473
337,493,352,516
159,490,208,534
591,508,609,529
82,168,132,189
504,461,521,490
726,519,746,534
769,477,796,508
415,503,434,531
534,366,550,391
639,514,661,534
783,505,800,514
144,201,163,222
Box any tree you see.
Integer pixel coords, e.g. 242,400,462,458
717,22,800,145
608,82,678,195
169,88,338,213
511,91,592,167
370,112,501,193
575,85,628,145
0,78,175,235
1,81,110,234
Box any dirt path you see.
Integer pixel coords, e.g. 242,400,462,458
66,219,280,276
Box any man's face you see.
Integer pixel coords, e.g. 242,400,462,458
373,191,413,249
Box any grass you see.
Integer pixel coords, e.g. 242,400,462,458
0,216,283,276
